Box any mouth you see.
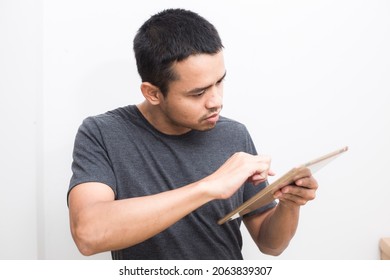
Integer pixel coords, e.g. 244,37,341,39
205,113,220,123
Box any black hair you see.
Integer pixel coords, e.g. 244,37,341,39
133,8,223,96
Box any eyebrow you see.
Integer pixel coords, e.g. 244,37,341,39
187,71,227,94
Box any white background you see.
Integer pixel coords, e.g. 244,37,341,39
1,0,389,260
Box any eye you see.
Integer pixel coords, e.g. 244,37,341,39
217,77,225,85
193,89,206,97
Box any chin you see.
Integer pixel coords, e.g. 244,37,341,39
194,124,217,132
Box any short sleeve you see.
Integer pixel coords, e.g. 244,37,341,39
68,117,117,199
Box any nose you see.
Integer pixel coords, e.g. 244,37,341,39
205,85,223,110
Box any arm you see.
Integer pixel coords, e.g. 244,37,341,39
69,152,273,256
244,168,318,256
69,180,214,256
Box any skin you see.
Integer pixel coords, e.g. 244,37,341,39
68,51,318,256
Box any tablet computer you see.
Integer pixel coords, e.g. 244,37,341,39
217,146,348,225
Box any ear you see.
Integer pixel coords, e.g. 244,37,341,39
140,82,163,105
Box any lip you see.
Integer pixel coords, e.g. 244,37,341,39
205,113,219,123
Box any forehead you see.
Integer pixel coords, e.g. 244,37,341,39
170,52,225,90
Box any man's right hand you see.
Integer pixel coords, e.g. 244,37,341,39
201,152,274,200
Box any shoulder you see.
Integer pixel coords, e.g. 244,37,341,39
215,115,257,153
217,115,250,134
79,105,136,131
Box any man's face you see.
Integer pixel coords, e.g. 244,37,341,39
158,51,225,135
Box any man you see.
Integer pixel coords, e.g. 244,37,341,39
68,8,318,260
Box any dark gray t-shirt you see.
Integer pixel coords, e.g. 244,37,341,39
69,105,276,259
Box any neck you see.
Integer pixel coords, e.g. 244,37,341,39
136,101,191,135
